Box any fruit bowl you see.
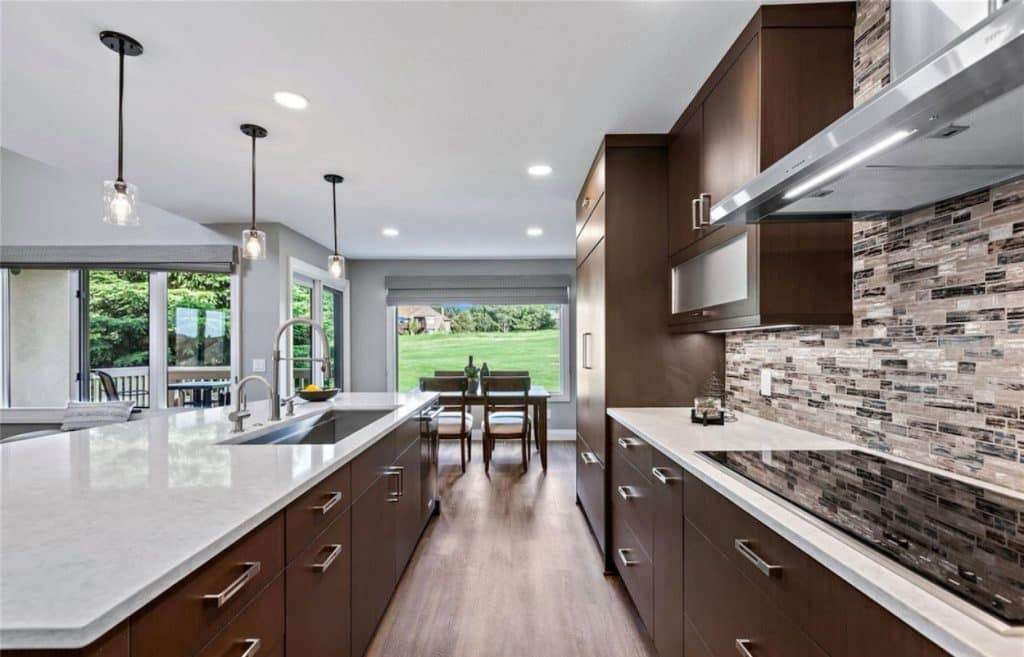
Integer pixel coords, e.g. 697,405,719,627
296,388,339,402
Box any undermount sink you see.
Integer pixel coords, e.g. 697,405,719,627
227,409,394,445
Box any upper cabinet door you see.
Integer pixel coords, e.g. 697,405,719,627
667,107,702,258
701,33,760,207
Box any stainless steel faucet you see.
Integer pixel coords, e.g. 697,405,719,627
228,374,274,432
271,318,331,421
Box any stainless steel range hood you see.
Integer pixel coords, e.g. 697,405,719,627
710,0,1024,225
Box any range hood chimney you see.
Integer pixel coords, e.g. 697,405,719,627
709,0,1024,225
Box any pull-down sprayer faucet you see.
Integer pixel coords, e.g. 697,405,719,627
271,318,331,421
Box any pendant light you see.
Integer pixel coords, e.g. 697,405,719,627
99,31,144,226
324,173,345,277
240,124,268,260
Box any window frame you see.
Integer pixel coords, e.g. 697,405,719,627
387,302,570,402
286,257,351,397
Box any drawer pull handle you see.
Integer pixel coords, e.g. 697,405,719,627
692,198,702,231
617,485,637,501
617,437,642,449
735,639,754,657
734,539,781,577
617,548,638,567
651,467,679,485
203,561,261,608
240,638,261,657
311,544,343,573
312,491,343,515
581,451,599,465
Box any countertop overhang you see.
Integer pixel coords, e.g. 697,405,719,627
606,407,1023,657
0,392,438,650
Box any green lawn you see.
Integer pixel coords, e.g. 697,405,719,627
397,329,560,393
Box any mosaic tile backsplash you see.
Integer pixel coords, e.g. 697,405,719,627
853,0,890,107
725,181,1024,492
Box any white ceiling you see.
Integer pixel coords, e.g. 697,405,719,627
2,1,768,259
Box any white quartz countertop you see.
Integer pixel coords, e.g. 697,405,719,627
0,392,437,650
606,407,1023,657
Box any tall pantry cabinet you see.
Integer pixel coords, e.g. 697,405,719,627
574,136,724,564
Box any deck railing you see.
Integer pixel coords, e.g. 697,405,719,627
90,365,233,408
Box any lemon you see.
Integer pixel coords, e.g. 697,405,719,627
304,384,322,392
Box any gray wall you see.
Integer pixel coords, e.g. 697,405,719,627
346,258,576,431
1,148,234,247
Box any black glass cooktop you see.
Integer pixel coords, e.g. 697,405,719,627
701,449,1024,625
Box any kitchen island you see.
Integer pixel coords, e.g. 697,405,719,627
0,391,439,654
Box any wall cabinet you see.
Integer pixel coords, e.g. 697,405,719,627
20,409,439,657
575,138,723,567
666,3,856,332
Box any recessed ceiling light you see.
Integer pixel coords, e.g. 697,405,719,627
527,164,552,177
273,91,309,110
382,227,399,237
526,226,544,237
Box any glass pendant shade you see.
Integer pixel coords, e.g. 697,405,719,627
242,228,267,260
327,254,343,278
102,180,140,226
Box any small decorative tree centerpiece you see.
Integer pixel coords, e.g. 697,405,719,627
464,355,480,390
692,370,726,425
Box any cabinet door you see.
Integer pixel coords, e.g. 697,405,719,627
576,239,606,462
419,419,438,528
702,33,760,208
652,452,684,657
394,437,423,575
668,107,703,257
351,474,397,657
286,511,351,657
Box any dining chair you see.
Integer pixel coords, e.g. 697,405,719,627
420,376,473,472
433,370,464,377
488,371,534,452
481,375,531,474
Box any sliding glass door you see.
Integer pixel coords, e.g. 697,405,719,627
322,286,344,390
166,272,232,408
287,260,348,395
83,270,151,407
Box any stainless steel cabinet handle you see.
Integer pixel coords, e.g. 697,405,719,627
310,544,343,573
617,548,638,567
394,465,405,497
735,539,781,577
312,491,343,515
385,468,401,503
617,436,643,449
735,639,754,657
699,192,712,226
617,485,637,501
581,451,599,465
239,638,261,657
692,198,702,230
202,561,261,608
581,333,593,370
651,467,679,485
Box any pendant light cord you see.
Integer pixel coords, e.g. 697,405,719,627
332,181,339,255
116,40,125,183
250,134,256,231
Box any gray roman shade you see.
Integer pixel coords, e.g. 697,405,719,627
0,245,239,273
385,274,571,306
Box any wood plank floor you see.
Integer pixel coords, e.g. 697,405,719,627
365,442,658,657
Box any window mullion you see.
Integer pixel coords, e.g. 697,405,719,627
149,272,168,409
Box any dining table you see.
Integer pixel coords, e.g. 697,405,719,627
437,384,551,471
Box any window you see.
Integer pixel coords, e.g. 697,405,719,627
291,279,314,391
85,270,151,407
286,258,348,394
395,304,566,395
167,272,232,408
1,266,238,411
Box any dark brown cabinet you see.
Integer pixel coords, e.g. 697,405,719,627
351,417,437,657
575,137,724,566
684,472,952,657
666,3,856,332
608,423,683,655
651,452,684,657
285,510,351,657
